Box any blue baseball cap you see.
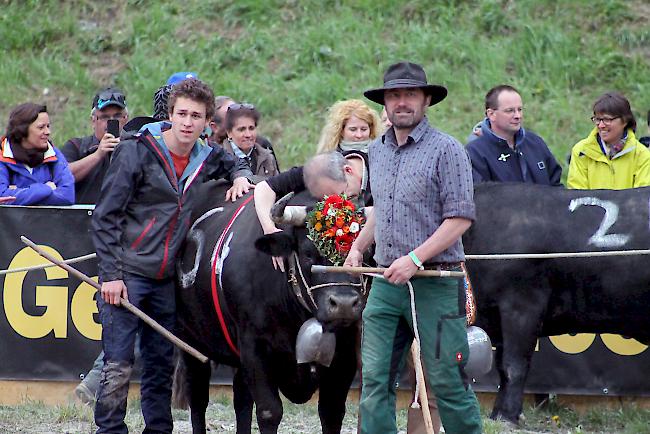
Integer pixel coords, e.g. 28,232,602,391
166,72,199,85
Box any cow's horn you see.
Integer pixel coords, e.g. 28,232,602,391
271,193,307,225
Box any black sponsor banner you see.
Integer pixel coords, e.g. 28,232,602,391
0,206,649,396
0,206,101,381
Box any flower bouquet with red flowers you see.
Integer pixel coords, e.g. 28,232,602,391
306,194,365,265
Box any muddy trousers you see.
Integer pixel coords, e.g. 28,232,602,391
81,335,142,399
359,276,482,434
94,274,175,434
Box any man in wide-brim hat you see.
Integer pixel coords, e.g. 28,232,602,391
345,61,483,434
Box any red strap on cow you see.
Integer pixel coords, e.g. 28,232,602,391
210,195,254,357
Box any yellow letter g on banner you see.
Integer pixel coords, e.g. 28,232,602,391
3,246,69,339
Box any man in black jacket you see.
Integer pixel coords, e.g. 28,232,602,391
92,78,253,434
466,84,562,185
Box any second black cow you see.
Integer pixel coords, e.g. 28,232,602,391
465,182,650,424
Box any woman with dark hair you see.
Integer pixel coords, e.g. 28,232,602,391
0,103,74,205
568,92,650,189
222,103,279,178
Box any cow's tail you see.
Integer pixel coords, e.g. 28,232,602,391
171,348,190,409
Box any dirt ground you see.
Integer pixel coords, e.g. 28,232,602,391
0,399,640,434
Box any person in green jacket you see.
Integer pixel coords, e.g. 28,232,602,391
567,92,650,189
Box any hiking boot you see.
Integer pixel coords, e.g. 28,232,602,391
74,382,96,406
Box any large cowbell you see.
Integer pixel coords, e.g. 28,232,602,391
296,318,336,367
466,325,493,377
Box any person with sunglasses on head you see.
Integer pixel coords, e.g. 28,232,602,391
210,96,281,171
466,84,562,185
222,103,279,178
567,92,650,189
0,103,74,205
62,87,129,204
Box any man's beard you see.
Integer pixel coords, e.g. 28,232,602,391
388,107,423,130
391,114,421,130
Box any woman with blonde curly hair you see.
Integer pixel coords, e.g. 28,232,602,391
316,99,381,154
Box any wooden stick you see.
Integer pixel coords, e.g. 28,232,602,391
21,236,208,364
311,265,465,278
411,342,435,434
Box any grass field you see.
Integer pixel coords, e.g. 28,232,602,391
1,0,649,177
2,394,650,433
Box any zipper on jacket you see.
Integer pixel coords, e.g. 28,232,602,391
130,216,156,250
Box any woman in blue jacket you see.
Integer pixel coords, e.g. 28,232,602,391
0,103,74,205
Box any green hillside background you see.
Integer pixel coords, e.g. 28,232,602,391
1,0,649,174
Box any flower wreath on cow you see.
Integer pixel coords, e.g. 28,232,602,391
306,194,364,266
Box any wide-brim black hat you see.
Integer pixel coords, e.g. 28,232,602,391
364,62,448,106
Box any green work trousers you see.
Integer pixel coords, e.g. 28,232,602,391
359,275,482,434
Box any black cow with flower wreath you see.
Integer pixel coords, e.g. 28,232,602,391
172,180,368,434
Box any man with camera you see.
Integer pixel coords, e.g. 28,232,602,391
62,87,129,204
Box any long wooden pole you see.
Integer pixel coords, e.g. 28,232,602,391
21,236,208,364
311,265,465,278
411,343,435,434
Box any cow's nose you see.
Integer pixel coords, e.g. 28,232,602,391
327,293,361,319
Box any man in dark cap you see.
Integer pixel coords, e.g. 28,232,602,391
345,61,482,434
62,87,128,204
